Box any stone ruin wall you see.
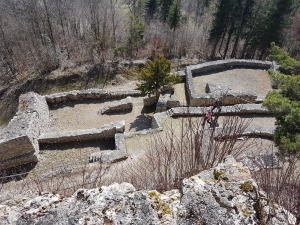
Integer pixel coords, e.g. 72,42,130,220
0,89,143,168
45,89,141,105
0,92,50,168
0,60,279,169
185,59,275,107
39,120,125,145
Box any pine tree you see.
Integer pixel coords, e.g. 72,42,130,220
209,0,236,58
159,0,173,21
230,0,256,58
145,0,158,20
136,55,181,100
127,15,145,58
167,0,181,31
263,44,300,155
249,0,296,59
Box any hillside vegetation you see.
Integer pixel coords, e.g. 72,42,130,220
0,0,300,124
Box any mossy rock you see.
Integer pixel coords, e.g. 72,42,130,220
213,169,225,181
242,209,250,217
240,182,253,192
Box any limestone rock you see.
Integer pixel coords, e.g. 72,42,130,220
100,97,133,114
177,155,296,225
15,183,161,225
0,156,295,225
205,82,231,95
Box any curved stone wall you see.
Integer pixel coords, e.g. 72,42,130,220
185,59,275,106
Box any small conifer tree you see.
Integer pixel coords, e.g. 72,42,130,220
136,55,181,100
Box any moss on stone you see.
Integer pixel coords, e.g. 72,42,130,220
148,191,173,216
240,182,253,192
242,209,250,217
203,178,215,183
213,169,225,181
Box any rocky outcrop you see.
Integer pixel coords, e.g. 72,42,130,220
0,156,295,225
178,155,295,225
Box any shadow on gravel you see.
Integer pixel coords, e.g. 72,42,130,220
129,105,156,131
39,138,115,151
0,162,37,183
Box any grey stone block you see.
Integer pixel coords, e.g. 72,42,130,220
143,95,157,106
167,98,180,109
0,92,50,168
205,83,231,94
100,97,132,114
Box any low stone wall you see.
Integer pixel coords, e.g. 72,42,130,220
100,97,132,114
185,59,274,107
187,59,272,75
45,89,141,105
39,121,125,144
143,95,157,106
156,92,171,112
189,91,258,106
151,105,274,138
166,104,269,117
0,92,50,168
91,133,127,163
166,98,180,109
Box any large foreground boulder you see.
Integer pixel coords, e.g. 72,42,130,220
0,156,296,225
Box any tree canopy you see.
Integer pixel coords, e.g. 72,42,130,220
209,0,299,59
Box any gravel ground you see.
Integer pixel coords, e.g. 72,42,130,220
193,68,272,96
172,82,188,106
49,97,154,133
125,115,276,160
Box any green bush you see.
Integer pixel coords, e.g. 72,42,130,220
270,42,300,75
136,55,181,100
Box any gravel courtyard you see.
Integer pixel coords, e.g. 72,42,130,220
35,67,276,175
193,68,272,96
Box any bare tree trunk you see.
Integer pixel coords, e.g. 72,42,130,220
110,0,117,48
43,0,56,53
223,20,235,59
